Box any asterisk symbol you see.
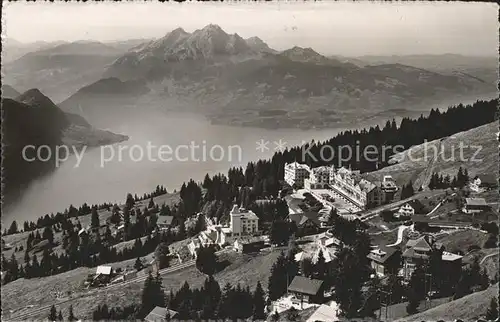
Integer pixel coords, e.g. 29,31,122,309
256,139,270,153
273,139,287,152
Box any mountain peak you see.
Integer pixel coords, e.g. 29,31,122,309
16,88,58,109
202,24,226,34
169,27,188,37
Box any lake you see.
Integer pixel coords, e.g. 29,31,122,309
4,109,349,224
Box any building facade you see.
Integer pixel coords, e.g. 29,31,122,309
304,166,332,190
229,205,259,237
396,203,415,218
329,167,377,209
284,162,311,188
367,247,401,276
462,198,490,214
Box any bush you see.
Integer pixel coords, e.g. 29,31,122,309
481,222,499,235
483,234,498,249
467,245,481,253
286,307,299,321
381,210,394,222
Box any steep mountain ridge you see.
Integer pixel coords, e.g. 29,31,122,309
98,24,495,129
1,88,128,209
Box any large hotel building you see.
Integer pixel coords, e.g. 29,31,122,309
284,162,398,210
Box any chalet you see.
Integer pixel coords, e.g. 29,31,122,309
233,236,266,253
317,234,341,248
471,174,498,190
93,265,113,285
395,203,415,218
402,235,462,280
462,198,490,214
289,212,322,236
144,306,179,322
288,276,325,308
367,246,401,276
156,215,174,231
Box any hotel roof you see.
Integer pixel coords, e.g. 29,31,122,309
287,162,311,170
288,276,324,295
465,198,488,207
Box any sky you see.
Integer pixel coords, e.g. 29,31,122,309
3,1,498,57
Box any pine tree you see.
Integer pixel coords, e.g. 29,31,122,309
48,305,57,321
268,251,289,301
314,249,327,279
252,281,266,320
195,245,218,276
134,257,143,271
91,207,100,228
126,193,135,210
57,310,63,321
68,305,76,321
486,297,499,321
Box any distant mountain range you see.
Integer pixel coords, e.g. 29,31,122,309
2,39,149,102
3,25,497,129
337,54,498,85
1,85,128,209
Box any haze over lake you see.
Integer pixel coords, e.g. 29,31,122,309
3,109,348,223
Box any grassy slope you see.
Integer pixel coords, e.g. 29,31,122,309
395,283,499,322
2,248,283,320
363,121,498,187
436,229,491,253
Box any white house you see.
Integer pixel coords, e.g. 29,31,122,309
462,198,490,214
188,239,201,258
229,205,259,237
304,166,332,190
96,265,112,276
396,203,415,218
284,162,311,188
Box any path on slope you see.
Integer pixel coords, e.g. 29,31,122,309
386,224,411,247
9,248,229,321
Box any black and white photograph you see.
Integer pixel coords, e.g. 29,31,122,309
1,1,499,321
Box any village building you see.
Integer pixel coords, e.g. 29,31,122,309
470,174,497,192
286,163,398,210
144,306,179,321
229,205,259,237
284,162,311,188
289,212,322,236
462,198,490,214
402,235,462,280
395,203,415,218
304,166,333,190
156,215,174,231
367,246,401,276
92,265,114,285
233,236,267,253
288,276,325,308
